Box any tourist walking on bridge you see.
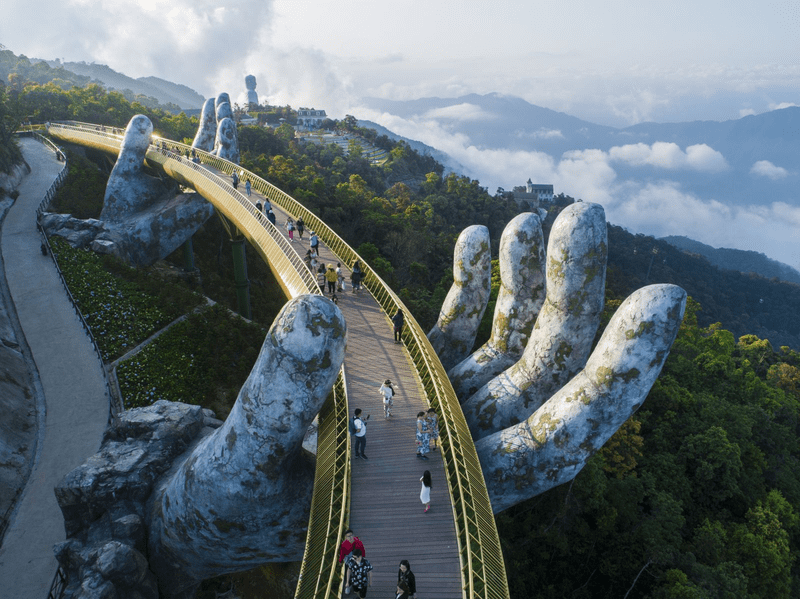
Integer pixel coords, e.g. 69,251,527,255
392,309,404,344
420,470,432,512
296,217,305,239
344,548,372,598
353,409,368,460
325,264,338,295
286,217,295,241
380,379,395,418
416,412,430,460
339,529,367,564
339,529,366,594
397,560,417,598
426,408,439,451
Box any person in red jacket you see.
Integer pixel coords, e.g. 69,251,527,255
339,529,366,595
339,529,366,564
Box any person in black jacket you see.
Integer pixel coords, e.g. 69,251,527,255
392,310,404,344
398,560,416,598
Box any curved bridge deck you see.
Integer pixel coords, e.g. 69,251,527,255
46,122,509,599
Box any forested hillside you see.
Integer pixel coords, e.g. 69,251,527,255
662,235,800,286
3,79,800,597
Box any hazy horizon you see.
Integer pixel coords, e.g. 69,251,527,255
3,0,798,270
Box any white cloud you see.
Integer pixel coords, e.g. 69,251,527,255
422,104,495,121
514,128,564,140
739,108,756,117
769,102,799,111
751,160,790,180
604,182,800,271
608,142,728,172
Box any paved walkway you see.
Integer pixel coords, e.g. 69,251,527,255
260,199,463,598
0,138,110,598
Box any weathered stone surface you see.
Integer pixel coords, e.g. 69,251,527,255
40,115,215,266
447,212,546,399
462,202,607,439
427,225,491,370
53,401,211,598
55,401,206,537
148,295,346,595
191,98,216,152
215,94,232,120
0,342,36,531
476,284,686,512
0,160,31,195
213,117,240,164
0,195,38,538
40,213,105,248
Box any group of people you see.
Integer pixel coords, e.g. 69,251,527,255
339,530,420,598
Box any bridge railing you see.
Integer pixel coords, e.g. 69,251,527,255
45,121,509,599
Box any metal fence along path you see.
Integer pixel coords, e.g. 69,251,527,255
46,122,510,599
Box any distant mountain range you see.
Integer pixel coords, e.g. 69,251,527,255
662,236,800,286
360,93,800,212
41,60,206,110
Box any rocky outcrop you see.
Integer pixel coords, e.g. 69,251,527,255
53,400,222,599
0,193,38,543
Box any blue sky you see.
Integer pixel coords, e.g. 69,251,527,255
4,0,798,125
3,0,799,268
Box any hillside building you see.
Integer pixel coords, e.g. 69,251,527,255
297,108,327,130
505,179,554,210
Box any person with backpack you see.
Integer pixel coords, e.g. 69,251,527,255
351,260,363,293
380,379,395,418
351,409,368,460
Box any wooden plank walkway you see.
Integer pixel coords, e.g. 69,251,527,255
241,184,464,598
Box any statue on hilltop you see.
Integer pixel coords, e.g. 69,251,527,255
245,74,258,107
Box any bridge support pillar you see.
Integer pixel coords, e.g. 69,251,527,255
182,237,195,272
230,238,252,320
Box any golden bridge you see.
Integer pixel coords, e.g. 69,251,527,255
46,122,510,599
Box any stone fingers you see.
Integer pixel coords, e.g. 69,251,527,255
462,202,608,439
148,295,346,590
476,284,686,513
447,212,546,399
191,97,216,151
427,225,492,371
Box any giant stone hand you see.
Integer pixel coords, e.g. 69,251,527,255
148,295,346,594
95,114,214,266
429,202,686,512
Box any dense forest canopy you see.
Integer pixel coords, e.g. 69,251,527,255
3,76,800,597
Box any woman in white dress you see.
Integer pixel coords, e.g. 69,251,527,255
420,470,431,512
